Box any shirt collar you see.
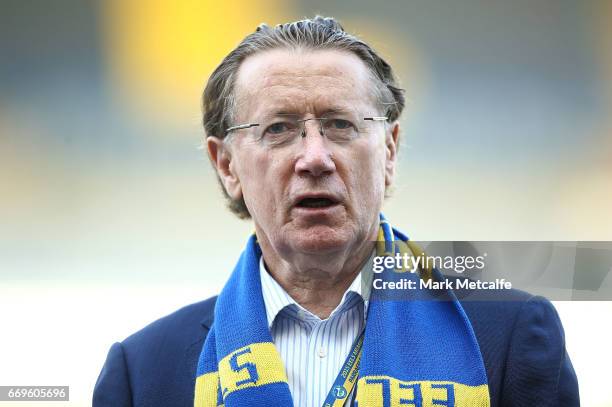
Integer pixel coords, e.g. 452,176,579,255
259,250,374,329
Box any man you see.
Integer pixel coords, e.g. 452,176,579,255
94,16,579,407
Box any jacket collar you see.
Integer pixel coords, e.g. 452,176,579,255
200,296,217,329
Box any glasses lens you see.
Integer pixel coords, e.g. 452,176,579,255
257,115,364,147
260,118,301,147
321,118,357,142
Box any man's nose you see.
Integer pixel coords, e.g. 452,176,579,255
294,121,336,177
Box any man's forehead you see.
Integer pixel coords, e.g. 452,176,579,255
233,49,377,117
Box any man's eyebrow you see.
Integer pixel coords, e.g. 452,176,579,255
260,110,300,119
258,106,356,119
275,110,301,116
319,107,353,116
278,107,354,115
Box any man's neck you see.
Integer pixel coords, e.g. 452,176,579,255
260,241,374,319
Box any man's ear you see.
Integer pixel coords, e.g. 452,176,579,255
385,121,400,187
207,136,243,200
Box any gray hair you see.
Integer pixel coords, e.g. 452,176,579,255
203,15,405,219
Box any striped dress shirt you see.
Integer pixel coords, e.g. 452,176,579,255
259,254,374,407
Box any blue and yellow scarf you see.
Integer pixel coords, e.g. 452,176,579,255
195,215,490,406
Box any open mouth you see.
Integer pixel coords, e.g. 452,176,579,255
295,197,339,209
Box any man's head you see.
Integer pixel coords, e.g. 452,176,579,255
204,16,404,259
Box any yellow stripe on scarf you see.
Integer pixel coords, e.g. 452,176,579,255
376,234,433,282
194,371,222,407
357,376,490,407
195,342,288,406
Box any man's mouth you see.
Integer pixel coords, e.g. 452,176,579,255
293,194,341,210
296,197,337,208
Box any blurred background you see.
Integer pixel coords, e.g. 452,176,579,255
1,0,611,405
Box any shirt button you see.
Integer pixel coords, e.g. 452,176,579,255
318,347,327,358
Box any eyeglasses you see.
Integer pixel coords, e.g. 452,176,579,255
225,115,388,147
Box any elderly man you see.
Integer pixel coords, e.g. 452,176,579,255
94,16,579,407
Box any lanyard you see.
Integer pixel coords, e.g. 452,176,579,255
321,328,365,407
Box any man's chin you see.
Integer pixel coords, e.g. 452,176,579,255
286,224,352,254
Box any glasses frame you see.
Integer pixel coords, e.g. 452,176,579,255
224,116,388,135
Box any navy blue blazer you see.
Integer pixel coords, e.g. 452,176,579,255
93,288,579,406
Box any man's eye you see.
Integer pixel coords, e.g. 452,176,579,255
266,122,293,134
329,119,353,130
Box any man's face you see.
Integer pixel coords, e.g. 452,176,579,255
210,48,399,257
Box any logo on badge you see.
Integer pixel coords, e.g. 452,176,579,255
333,385,347,398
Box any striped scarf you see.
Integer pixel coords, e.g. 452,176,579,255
194,215,490,406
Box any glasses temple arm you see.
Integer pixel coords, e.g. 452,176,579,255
225,123,260,133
